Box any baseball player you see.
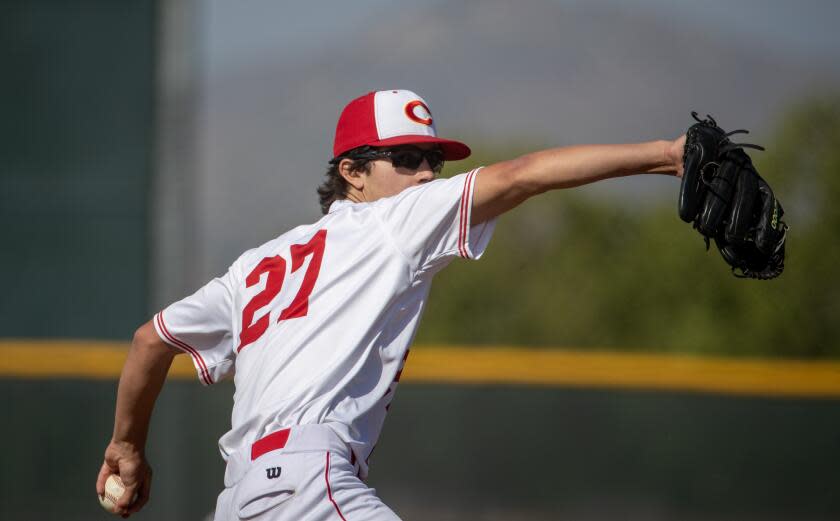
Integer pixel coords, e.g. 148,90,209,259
97,89,686,519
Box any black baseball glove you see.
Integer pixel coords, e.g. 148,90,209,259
678,112,788,279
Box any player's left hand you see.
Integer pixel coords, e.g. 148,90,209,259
667,134,687,178
677,112,787,279
96,441,153,517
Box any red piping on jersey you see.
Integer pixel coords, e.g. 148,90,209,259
156,312,213,385
458,169,477,258
457,170,470,257
325,452,348,521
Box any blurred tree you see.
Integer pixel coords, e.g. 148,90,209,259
416,97,840,358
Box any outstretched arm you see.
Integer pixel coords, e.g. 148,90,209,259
471,136,686,224
96,320,178,517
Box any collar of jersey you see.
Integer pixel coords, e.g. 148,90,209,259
328,198,356,214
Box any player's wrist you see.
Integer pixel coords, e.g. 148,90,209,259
645,139,681,175
666,137,686,173
107,438,146,459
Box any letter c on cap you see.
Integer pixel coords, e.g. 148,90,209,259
404,100,433,126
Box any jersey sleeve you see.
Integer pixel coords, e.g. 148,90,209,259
374,168,498,275
153,270,237,386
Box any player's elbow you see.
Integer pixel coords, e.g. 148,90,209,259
132,322,157,348
132,321,177,358
506,154,551,197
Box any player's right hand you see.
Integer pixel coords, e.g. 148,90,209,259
96,441,153,517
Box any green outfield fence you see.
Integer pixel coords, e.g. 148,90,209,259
1,342,839,521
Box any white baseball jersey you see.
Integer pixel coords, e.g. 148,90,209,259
153,168,496,479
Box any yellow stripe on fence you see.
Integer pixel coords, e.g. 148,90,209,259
404,348,840,398
0,340,197,380
2,340,840,398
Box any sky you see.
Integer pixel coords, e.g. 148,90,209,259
204,0,840,78
185,0,840,279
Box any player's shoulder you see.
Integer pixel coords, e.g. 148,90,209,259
322,173,472,220
371,172,474,216
393,174,467,201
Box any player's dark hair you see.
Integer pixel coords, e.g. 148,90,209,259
317,146,375,215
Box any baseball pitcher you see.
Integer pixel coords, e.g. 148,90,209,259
97,89,752,519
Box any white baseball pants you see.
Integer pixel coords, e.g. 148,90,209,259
213,425,400,520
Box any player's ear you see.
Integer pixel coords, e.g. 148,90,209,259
338,158,366,191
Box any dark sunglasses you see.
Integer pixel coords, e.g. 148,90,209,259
360,146,445,173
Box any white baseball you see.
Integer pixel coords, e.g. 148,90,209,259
98,474,137,514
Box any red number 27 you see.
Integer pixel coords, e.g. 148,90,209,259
237,229,327,352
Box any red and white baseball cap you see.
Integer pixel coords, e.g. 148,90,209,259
333,89,471,161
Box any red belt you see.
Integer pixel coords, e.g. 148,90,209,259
251,428,290,461
250,427,358,467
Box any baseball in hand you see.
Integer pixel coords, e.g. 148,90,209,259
98,474,137,514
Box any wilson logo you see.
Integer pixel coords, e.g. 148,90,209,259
266,467,282,479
